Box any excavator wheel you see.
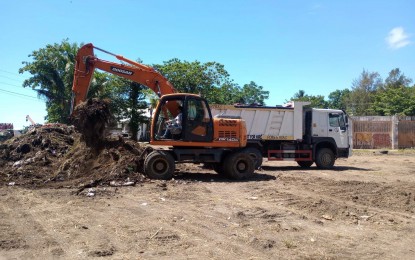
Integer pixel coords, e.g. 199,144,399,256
242,147,263,169
144,150,175,180
223,152,255,180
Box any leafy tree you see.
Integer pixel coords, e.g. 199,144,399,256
372,68,415,115
347,70,382,116
109,76,148,141
328,89,351,110
234,81,269,105
209,82,241,104
384,68,412,88
289,90,328,108
153,59,232,103
153,59,269,105
19,39,79,123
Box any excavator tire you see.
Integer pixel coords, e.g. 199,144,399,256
242,147,263,169
144,150,175,180
223,152,255,180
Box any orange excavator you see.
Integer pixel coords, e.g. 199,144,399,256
72,43,255,180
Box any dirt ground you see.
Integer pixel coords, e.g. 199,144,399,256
1,146,414,259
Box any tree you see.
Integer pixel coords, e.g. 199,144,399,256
110,76,148,141
348,70,382,116
372,68,415,116
153,59,269,105
289,90,328,108
384,68,412,88
234,81,269,105
328,89,351,110
19,39,80,123
153,59,232,102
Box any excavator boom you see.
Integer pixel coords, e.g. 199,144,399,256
71,43,176,114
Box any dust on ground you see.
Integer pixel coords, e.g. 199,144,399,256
1,124,415,259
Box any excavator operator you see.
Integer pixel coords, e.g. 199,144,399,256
160,105,183,139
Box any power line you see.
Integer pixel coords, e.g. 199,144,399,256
0,81,23,88
0,69,22,76
0,88,41,101
0,74,24,83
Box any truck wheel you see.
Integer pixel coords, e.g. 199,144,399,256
315,148,335,169
297,161,314,168
242,147,263,169
224,152,255,180
144,150,175,180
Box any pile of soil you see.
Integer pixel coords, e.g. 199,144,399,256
0,101,153,189
71,98,111,149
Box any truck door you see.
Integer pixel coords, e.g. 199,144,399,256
328,112,349,149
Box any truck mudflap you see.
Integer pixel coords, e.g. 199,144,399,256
337,147,350,158
267,150,312,161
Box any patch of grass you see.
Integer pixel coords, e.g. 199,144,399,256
283,239,297,249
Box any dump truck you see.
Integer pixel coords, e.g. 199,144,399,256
72,43,255,180
210,102,352,169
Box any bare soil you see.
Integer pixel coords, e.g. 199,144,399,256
1,127,415,259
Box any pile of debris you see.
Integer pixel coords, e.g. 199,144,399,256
71,98,112,149
0,121,152,189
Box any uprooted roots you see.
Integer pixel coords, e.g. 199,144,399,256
71,98,111,150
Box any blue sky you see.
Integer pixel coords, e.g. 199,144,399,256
1,0,414,129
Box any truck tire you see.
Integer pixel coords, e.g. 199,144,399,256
144,150,175,180
224,152,255,180
297,161,314,168
315,148,335,169
242,147,263,169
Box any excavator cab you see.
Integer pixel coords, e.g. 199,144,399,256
152,94,214,143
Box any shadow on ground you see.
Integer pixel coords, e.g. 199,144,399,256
173,171,276,183
260,165,371,172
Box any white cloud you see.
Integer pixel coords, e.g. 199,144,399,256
386,27,411,49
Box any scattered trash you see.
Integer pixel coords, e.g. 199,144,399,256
109,180,136,187
86,188,96,197
12,161,23,168
149,227,163,240
321,214,333,220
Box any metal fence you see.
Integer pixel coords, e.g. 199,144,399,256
352,116,415,149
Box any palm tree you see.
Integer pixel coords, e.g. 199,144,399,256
19,40,80,123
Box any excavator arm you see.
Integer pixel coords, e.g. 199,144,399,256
71,43,177,114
